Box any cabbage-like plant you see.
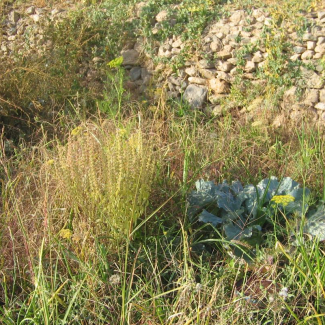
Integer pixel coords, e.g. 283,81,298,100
187,176,325,259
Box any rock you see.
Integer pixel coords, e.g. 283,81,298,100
209,78,230,94
121,49,139,65
199,68,217,79
183,84,208,108
9,11,20,24
172,39,182,48
217,71,233,82
283,86,297,103
318,12,325,20
317,37,325,45
212,105,224,117
198,59,214,69
26,6,35,15
230,10,245,25
315,44,325,53
252,51,264,63
210,40,223,52
31,14,40,23
156,10,168,22
307,41,316,50
171,48,181,54
135,2,147,17
129,67,142,81
303,33,317,41
245,61,256,72
315,102,325,110
188,77,207,85
209,94,227,104
272,114,286,128
301,50,315,60
290,54,301,61
293,46,306,54
185,67,196,76
300,67,324,88
169,76,182,86
216,61,234,72
264,17,273,26
216,50,232,60
304,89,319,104
252,8,265,19
320,89,325,102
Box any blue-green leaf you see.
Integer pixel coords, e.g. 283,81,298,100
198,210,223,227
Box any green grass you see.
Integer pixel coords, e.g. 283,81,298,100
1,0,325,324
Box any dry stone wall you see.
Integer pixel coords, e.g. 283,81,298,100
121,7,325,125
1,2,325,125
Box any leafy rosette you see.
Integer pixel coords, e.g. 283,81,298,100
187,177,311,258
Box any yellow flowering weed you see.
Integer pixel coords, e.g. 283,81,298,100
271,195,295,207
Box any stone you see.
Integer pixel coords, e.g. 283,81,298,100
169,76,182,86
26,6,35,15
230,10,245,25
198,59,214,69
283,86,297,103
121,49,139,65
188,77,206,85
245,61,256,72
209,94,227,104
183,84,208,108
320,89,325,102
210,41,222,52
301,50,315,60
317,37,325,45
315,102,325,110
264,18,273,26
290,54,301,61
216,61,233,72
185,67,196,76
303,33,317,41
212,105,224,117
315,44,325,53
217,71,233,82
9,11,20,24
209,78,230,94
304,89,319,104
293,46,306,54
172,39,182,48
252,8,265,19
129,67,142,81
252,51,264,63
31,14,40,23
272,114,286,128
156,10,168,22
171,48,181,54
199,68,216,79
318,12,325,20
216,50,232,60
307,41,316,50
300,67,324,89
135,2,146,17
158,47,172,58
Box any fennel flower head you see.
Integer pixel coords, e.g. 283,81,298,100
271,195,295,207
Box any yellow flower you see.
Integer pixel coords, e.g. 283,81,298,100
46,159,55,165
59,228,73,240
71,126,82,136
271,195,295,207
